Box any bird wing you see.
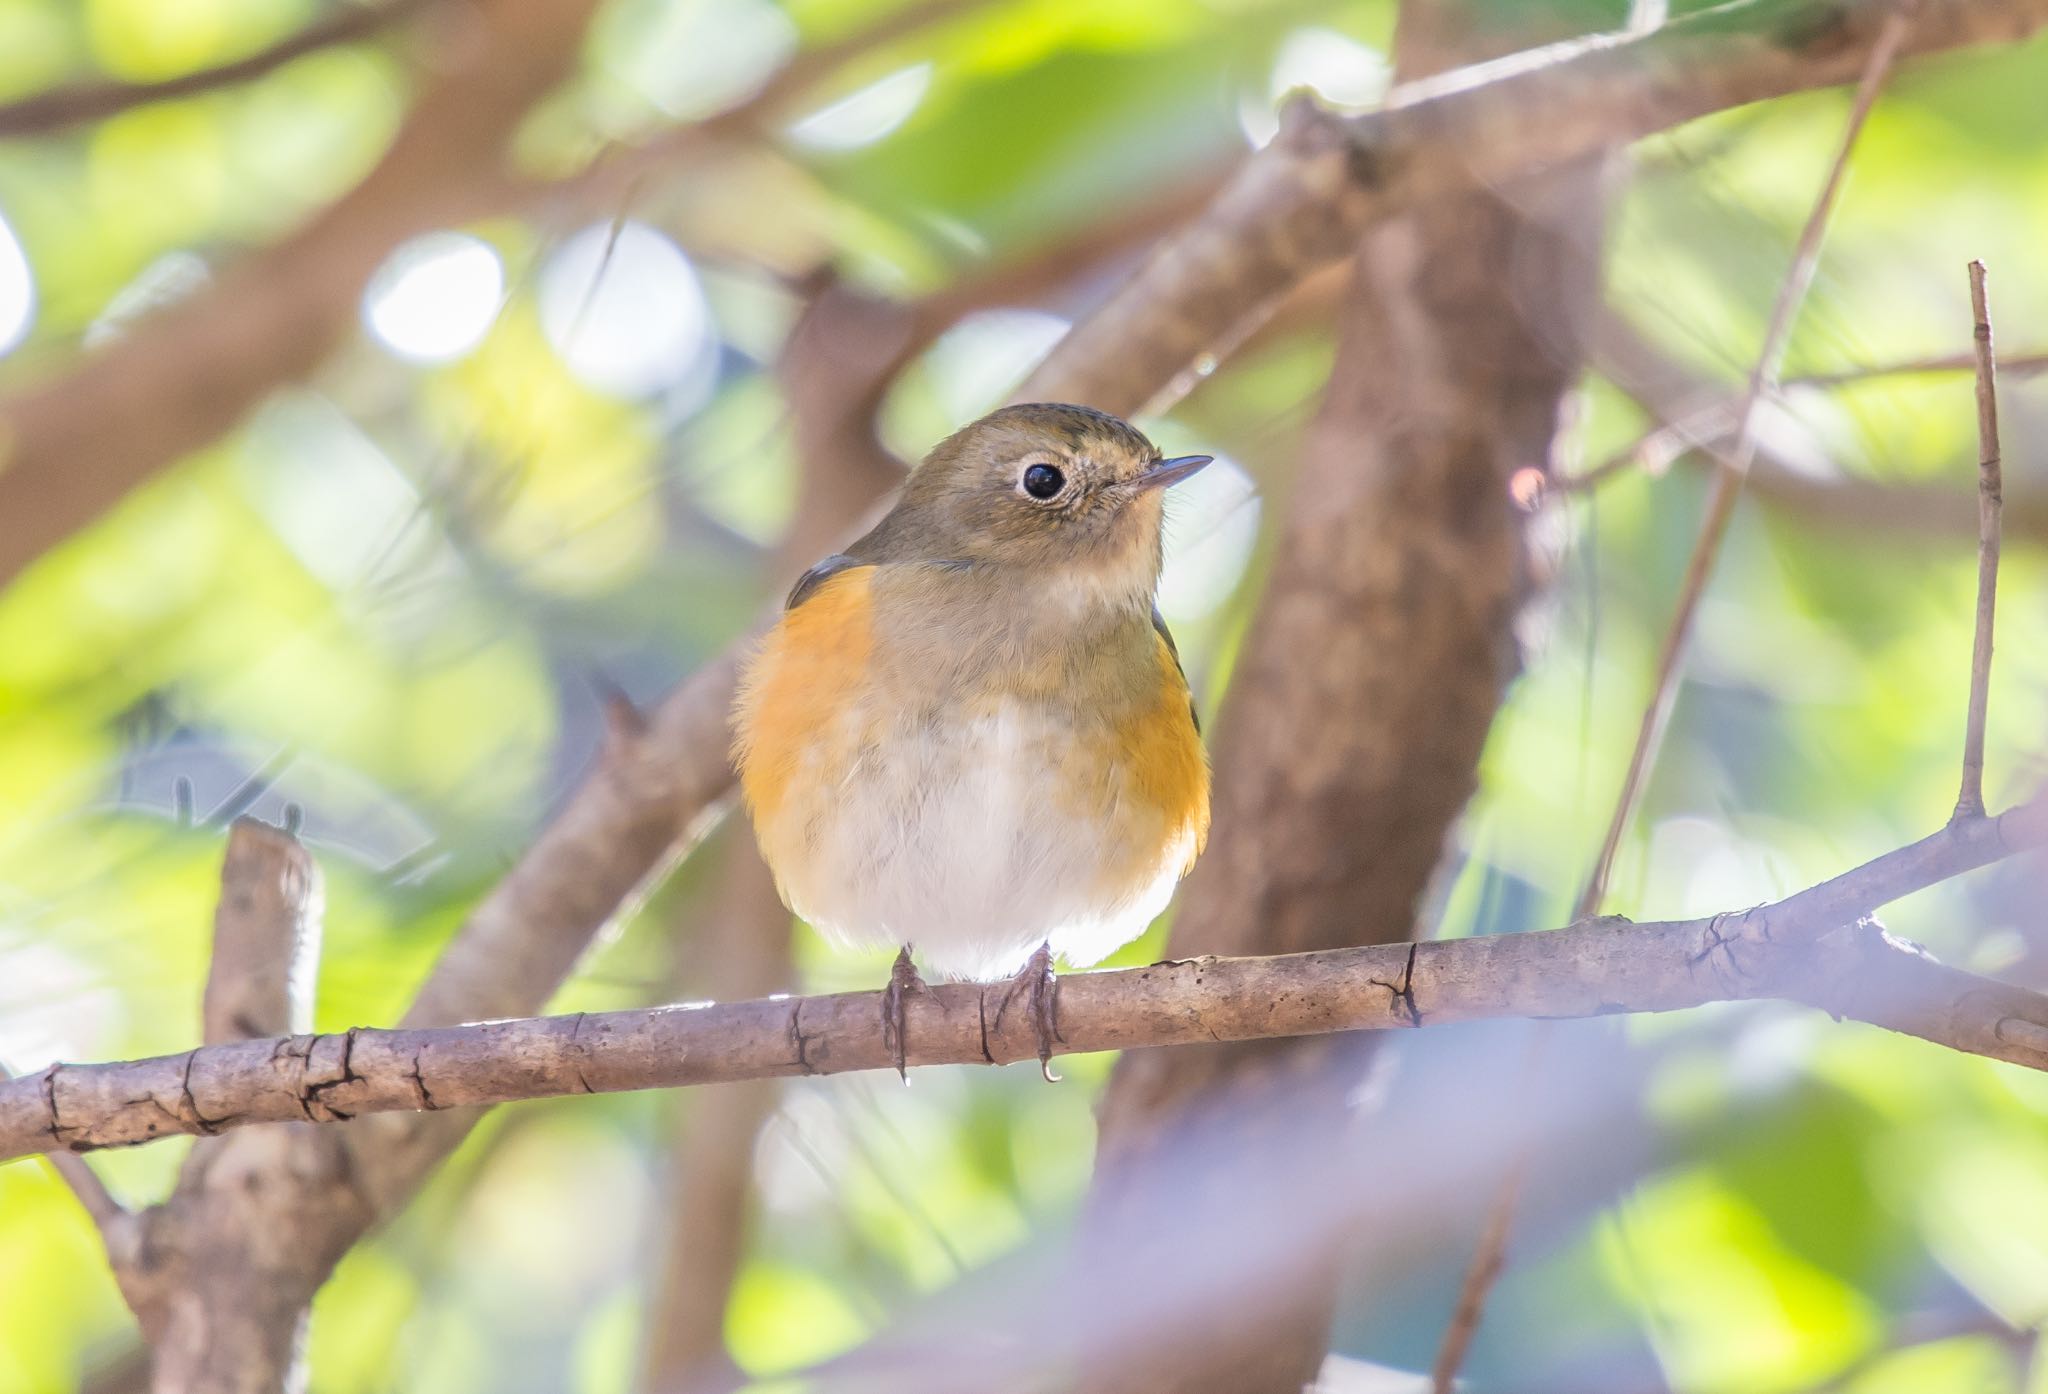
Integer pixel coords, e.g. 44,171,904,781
1153,604,1200,735
785,554,866,611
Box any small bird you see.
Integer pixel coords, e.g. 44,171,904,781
733,402,1212,1078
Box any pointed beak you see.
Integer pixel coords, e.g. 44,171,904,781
1130,454,1213,493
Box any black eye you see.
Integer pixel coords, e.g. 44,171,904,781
1022,463,1065,500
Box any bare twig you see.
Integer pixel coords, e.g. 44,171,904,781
1957,258,2002,818
5,796,2043,1161
0,0,433,138
1441,18,1919,1387
1430,1149,1526,1393
1565,339,2047,501
1576,4,1915,920
1584,310,2048,545
1792,348,2048,387
1019,0,2041,415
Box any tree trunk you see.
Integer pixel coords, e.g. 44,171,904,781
1080,3,1621,1387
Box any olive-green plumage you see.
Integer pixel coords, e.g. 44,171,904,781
733,402,1213,982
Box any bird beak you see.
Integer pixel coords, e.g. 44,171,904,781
1130,454,1213,493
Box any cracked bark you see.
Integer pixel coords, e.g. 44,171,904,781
8,792,2046,1155
1077,0,1621,1386
112,818,344,1394
639,841,793,1394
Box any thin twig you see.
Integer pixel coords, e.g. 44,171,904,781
1576,5,1915,920
1430,1156,1524,1393
0,0,432,138
1792,347,2048,387
1561,341,2048,497
1435,16,1920,1391
5,794,2045,1161
1957,258,2002,818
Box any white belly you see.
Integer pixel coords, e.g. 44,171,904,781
770,701,1192,981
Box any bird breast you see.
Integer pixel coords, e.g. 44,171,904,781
734,565,1208,981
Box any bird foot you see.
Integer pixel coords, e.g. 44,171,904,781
993,942,1063,1083
882,945,927,1083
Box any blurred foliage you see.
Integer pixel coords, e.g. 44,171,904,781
0,0,2046,1391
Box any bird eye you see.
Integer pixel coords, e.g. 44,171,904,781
1021,463,1066,500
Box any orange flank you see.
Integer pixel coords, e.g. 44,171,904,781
733,565,876,825
1122,631,1210,874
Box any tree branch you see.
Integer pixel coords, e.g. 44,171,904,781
1575,0,1911,918
0,0,603,588
5,0,2034,592
1018,0,2048,415
1957,258,2002,818
1578,310,2048,546
6,797,2042,1162
0,1062,127,1232
201,817,323,1045
1079,0,1627,1383
0,0,432,139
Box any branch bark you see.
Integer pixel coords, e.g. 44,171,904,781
0,0,432,138
0,0,603,588
104,816,338,1394
5,0,2033,592
638,842,791,1394
1074,0,1620,1383
1017,0,2048,416
1583,311,2048,545
8,798,2040,1162
201,819,323,1045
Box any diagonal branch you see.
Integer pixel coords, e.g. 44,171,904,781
1019,0,2047,414
1578,312,2048,548
5,0,2041,592
0,0,604,587
6,796,2042,1161
0,0,433,139
1575,1,1914,918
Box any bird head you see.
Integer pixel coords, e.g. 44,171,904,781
877,402,1211,603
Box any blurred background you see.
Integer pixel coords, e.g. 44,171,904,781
1,0,2046,1390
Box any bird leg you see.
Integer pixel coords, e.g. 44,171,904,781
993,942,1062,1083
881,945,927,1083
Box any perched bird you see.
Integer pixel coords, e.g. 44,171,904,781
732,402,1212,1078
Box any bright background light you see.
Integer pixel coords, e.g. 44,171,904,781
0,208,36,357
1242,26,1390,145
788,63,934,152
363,231,507,363
1160,453,1261,622
538,220,714,398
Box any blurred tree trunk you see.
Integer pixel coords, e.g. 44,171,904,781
639,839,793,1394
639,281,906,1392
1080,2,1623,1388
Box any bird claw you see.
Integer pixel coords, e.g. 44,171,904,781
882,946,926,1083
994,942,1062,1083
